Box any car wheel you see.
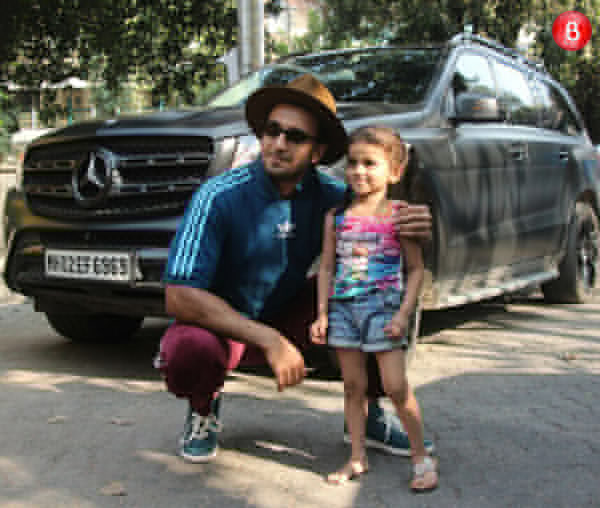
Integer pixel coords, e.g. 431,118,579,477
542,202,599,303
44,312,144,342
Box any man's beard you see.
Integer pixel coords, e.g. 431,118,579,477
264,154,312,183
269,166,307,183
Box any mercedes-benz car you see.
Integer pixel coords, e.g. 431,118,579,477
4,33,599,343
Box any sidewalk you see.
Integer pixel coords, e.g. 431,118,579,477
0,229,599,506
0,297,598,507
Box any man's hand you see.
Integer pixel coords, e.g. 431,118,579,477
391,201,432,244
264,334,306,391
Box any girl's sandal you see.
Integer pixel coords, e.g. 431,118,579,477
411,456,439,493
327,460,369,485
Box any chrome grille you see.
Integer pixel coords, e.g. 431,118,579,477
23,136,213,219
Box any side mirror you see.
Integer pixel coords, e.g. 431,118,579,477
452,92,501,123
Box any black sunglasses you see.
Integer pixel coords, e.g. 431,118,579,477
263,120,317,144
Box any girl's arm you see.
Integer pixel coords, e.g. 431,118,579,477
316,210,337,317
311,210,337,344
384,237,424,339
383,237,424,339
397,237,424,319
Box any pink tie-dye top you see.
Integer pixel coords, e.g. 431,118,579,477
331,203,404,299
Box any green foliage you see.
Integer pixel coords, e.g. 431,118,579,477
265,0,283,17
319,0,534,47
268,8,324,59
320,0,385,47
292,10,325,54
1,1,598,141
0,0,237,106
266,34,290,61
0,88,19,155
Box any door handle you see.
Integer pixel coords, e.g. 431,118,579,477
509,143,527,161
559,149,569,162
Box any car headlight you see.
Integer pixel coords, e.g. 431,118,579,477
14,149,26,190
231,135,260,169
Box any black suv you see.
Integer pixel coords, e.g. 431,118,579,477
4,33,599,342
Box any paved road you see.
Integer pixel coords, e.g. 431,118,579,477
0,250,25,305
0,281,599,507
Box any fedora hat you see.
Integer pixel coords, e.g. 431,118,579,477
245,73,348,164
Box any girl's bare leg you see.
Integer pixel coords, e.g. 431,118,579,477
375,349,438,491
327,348,369,484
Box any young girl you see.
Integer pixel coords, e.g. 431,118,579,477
310,126,438,492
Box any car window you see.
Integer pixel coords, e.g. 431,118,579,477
208,66,308,108
208,72,264,108
207,49,441,108
452,53,496,97
292,48,441,104
492,60,537,126
531,79,560,130
531,79,581,135
548,84,582,136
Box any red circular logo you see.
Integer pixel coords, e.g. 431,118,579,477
552,11,592,51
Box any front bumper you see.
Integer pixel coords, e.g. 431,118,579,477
3,194,179,317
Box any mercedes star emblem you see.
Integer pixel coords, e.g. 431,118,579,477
72,149,116,207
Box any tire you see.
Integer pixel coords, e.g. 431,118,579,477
542,202,599,303
44,312,144,342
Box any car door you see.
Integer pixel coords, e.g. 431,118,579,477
523,78,584,262
487,58,540,272
438,51,519,291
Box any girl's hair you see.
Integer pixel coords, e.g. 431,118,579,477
335,125,409,216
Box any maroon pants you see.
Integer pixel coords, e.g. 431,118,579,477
157,279,384,415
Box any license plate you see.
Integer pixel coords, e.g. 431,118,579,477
44,249,132,282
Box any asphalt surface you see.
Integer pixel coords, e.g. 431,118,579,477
0,267,599,507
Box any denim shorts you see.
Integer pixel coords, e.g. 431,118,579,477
327,287,409,352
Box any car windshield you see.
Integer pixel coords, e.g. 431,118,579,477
207,64,310,108
207,47,442,108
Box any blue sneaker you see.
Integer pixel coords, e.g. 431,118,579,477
344,401,435,457
179,394,222,462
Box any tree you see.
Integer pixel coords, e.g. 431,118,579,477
0,87,19,157
293,10,325,54
319,0,535,47
0,1,237,105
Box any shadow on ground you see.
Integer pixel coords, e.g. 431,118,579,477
1,297,599,507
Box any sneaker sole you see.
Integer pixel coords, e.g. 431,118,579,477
179,446,218,463
343,434,434,457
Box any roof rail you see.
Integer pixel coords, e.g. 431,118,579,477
449,32,545,72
